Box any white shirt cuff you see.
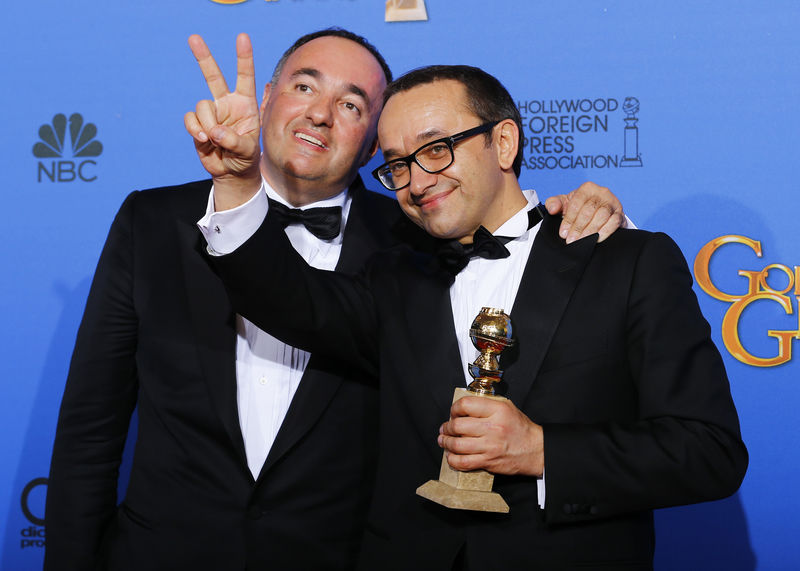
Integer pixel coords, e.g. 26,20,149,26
197,182,269,256
537,469,546,508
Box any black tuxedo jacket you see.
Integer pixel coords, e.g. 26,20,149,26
45,178,403,571
212,211,748,571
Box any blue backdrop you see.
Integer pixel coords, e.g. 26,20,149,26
2,1,798,568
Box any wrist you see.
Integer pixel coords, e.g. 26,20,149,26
212,170,262,211
524,422,545,477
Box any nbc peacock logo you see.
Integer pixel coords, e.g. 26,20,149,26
33,113,103,182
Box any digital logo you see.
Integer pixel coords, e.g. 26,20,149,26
20,478,47,549
516,96,643,171
33,113,102,182
385,0,428,21
695,235,799,367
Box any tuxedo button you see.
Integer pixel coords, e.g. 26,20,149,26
562,503,574,515
259,377,268,385
247,506,264,520
590,506,598,515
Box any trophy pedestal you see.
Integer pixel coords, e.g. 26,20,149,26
385,0,428,22
621,117,642,167
416,388,510,513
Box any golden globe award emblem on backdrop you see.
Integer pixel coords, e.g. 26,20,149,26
416,307,513,513
385,0,428,22
620,96,643,167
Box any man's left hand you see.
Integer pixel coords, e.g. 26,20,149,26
545,181,625,244
438,396,544,477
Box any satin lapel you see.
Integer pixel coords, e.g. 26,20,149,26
257,182,386,479
503,214,597,404
257,365,345,480
400,255,465,433
175,202,248,467
336,182,391,274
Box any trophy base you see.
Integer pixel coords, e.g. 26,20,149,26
416,479,510,513
415,387,511,513
620,157,642,167
385,0,428,22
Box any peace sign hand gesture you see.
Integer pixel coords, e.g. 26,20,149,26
185,33,262,209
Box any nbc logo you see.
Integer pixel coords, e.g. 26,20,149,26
33,113,102,182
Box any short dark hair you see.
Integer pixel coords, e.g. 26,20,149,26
383,65,523,177
271,28,392,85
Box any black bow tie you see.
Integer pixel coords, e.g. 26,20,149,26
436,204,545,276
268,198,343,240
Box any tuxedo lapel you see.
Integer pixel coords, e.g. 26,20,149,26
504,214,597,404
258,181,390,479
336,181,389,274
174,198,248,468
400,254,465,431
257,365,345,480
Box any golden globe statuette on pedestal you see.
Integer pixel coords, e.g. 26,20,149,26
416,307,514,513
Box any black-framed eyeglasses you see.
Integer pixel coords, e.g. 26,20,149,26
371,120,501,191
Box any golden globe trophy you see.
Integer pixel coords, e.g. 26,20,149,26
416,307,513,513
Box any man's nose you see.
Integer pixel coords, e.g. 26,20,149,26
408,162,437,197
306,95,334,127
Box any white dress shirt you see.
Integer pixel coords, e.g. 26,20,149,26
451,190,542,385
448,189,546,507
197,179,352,479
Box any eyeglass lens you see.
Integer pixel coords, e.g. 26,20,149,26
379,140,453,190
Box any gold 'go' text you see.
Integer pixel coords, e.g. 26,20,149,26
694,235,799,367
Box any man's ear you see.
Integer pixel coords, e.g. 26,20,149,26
495,119,519,172
259,83,272,118
360,136,380,166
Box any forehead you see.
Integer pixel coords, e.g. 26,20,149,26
278,36,386,91
378,80,476,148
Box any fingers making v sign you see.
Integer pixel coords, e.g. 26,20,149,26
185,33,262,208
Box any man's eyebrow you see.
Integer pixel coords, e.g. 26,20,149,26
416,128,447,143
290,67,321,81
289,68,371,106
347,83,370,106
381,128,449,161
380,147,403,161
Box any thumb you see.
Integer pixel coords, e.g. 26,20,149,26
545,194,568,215
209,125,258,158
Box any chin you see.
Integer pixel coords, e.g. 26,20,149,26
422,222,459,241
282,162,327,182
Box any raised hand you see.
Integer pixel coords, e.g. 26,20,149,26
185,33,262,208
544,181,626,244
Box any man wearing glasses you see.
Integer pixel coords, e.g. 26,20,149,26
207,64,747,570
373,120,500,191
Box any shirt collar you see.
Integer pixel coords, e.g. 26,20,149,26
263,177,350,210
493,189,541,238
